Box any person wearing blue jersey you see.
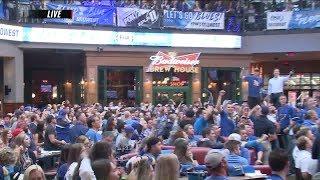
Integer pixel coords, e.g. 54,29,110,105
216,90,235,138
301,97,320,119
243,68,263,109
277,95,296,150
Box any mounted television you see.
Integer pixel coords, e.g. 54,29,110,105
40,85,52,93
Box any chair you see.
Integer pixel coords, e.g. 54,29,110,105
253,165,272,175
295,168,303,180
190,147,211,164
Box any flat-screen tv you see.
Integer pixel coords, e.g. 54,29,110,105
41,85,52,93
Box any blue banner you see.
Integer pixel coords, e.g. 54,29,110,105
163,10,224,30
289,9,320,29
0,0,4,19
81,0,115,7
44,3,115,25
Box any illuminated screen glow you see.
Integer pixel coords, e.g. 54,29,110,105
0,23,241,48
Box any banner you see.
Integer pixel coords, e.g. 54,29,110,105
267,11,292,30
116,7,161,28
81,0,115,7
289,9,320,29
0,0,4,19
163,10,224,29
44,3,115,25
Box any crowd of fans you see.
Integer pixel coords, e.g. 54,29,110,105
1,0,320,31
0,68,320,179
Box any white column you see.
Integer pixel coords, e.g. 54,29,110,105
3,52,24,103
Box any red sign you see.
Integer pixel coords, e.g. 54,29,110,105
147,51,201,73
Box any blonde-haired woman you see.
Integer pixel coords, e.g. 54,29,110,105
127,156,154,180
154,154,180,180
23,165,46,180
13,133,34,171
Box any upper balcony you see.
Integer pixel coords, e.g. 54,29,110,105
0,0,319,35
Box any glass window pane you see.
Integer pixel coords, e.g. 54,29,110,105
300,74,311,85
312,74,320,86
106,70,136,105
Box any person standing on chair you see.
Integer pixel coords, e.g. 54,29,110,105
243,68,263,109
268,68,294,108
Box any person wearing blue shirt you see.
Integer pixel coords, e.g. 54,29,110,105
302,110,319,134
69,112,89,143
216,90,235,137
244,68,263,109
277,95,296,149
194,115,208,135
204,151,229,180
155,107,168,137
301,97,320,118
194,107,219,135
85,115,102,143
224,140,249,176
183,124,201,147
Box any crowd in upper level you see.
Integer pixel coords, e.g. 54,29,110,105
1,0,320,32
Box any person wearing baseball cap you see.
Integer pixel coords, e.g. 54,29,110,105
115,125,135,150
204,151,228,180
12,128,25,138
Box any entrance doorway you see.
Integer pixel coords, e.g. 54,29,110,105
27,69,64,106
153,87,191,105
152,72,192,105
202,67,241,102
98,66,143,106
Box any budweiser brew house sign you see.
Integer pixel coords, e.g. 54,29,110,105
147,52,201,73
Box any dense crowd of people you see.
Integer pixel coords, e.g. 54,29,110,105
2,0,320,31
0,68,320,179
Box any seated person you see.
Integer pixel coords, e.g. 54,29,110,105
292,127,315,166
115,125,135,154
197,127,224,149
302,110,319,134
173,138,198,166
268,149,289,180
224,139,249,166
164,130,188,146
142,137,162,161
85,115,102,143
234,127,268,165
184,124,201,147
44,115,66,151
295,136,318,179
204,151,228,180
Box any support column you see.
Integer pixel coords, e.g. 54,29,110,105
143,69,152,104
241,67,250,102
85,66,98,104
3,53,24,103
192,70,201,103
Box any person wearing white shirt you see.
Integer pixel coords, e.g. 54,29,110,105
295,136,318,179
267,68,293,107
